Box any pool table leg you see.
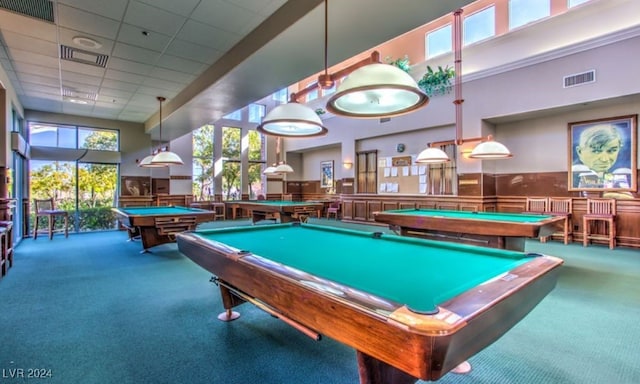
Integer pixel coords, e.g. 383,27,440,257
356,351,418,384
216,282,244,321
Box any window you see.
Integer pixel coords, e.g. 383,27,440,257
464,6,495,46
248,103,265,124
568,0,591,7
425,24,452,58
223,109,242,120
221,127,241,200
192,124,214,201
247,130,265,200
272,88,288,104
29,123,76,148
79,127,118,151
306,85,318,102
509,0,550,30
322,83,336,97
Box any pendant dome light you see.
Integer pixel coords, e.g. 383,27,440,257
150,96,184,166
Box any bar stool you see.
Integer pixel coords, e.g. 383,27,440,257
34,198,69,240
583,198,616,249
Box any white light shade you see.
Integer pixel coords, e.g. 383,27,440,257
263,165,277,174
326,63,429,118
274,163,294,174
139,154,167,168
257,103,328,138
415,147,450,164
468,137,513,159
151,150,184,166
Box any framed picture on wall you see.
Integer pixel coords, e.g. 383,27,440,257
568,114,637,192
320,160,334,188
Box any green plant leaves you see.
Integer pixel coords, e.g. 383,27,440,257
418,65,455,97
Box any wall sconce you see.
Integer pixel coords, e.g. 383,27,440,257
343,161,353,169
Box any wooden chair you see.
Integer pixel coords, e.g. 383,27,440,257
523,197,548,242
583,198,616,249
212,203,226,221
326,200,341,220
282,194,293,201
524,197,548,214
34,198,69,240
547,197,573,245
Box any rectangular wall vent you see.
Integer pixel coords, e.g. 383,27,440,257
0,0,54,22
563,70,595,88
379,117,391,123
60,45,108,68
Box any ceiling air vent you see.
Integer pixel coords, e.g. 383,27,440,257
563,70,595,88
0,0,54,22
60,45,108,68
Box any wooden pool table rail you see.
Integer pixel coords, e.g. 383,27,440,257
177,230,563,382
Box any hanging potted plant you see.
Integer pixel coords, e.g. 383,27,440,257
418,65,455,97
385,55,411,73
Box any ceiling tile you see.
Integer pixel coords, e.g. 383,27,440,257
112,43,161,65
117,24,172,52
61,71,103,86
136,0,201,17
100,78,141,92
148,67,196,84
155,54,206,74
97,88,134,100
9,49,59,68
164,39,222,64
16,73,59,87
107,57,154,76
58,0,129,21
124,1,187,36
21,82,61,96
191,0,257,34
104,69,146,84
142,77,185,92
11,62,59,78
176,19,239,51
57,4,121,40
1,30,58,56
135,85,178,98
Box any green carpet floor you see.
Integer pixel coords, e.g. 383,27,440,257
1,218,639,384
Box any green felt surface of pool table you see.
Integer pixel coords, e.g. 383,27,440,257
193,224,530,313
177,223,563,382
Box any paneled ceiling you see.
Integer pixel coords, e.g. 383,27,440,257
0,0,475,139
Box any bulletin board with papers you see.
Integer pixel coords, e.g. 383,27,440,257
377,155,429,194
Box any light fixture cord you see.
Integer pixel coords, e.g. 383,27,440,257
454,9,463,145
324,0,328,78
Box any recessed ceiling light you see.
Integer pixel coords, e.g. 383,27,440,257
72,36,102,50
68,99,89,105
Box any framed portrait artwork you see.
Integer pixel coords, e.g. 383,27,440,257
568,114,637,191
320,160,334,188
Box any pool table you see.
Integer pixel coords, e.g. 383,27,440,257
112,206,215,252
225,200,323,224
177,223,563,383
374,208,566,251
